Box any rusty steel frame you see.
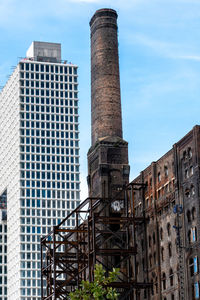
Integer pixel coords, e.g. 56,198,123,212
41,183,152,299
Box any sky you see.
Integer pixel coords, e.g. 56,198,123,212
0,0,200,199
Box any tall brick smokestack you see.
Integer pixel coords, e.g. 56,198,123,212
88,9,129,200
90,9,122,145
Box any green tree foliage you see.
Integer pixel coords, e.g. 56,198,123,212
69,264,119,300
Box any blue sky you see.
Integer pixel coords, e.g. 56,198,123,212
1,0,200,198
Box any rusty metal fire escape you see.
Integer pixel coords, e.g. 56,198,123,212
41,182,152,299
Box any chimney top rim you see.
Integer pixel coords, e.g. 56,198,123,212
90,8,118,27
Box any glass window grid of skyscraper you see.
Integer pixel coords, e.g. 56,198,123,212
0,221,7,300
0,54,80,299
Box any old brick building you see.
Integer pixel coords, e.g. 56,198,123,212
133,125,200,300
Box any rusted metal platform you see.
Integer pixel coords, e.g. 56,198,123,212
41,183,151,299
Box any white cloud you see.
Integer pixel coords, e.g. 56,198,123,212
178,55,200,61
126,33,182,59
133,34,175,56
125,33,200,63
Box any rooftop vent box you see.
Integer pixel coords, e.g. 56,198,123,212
26,41,61,63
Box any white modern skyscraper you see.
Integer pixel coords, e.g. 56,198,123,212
0,41,80,300
0,191,7,300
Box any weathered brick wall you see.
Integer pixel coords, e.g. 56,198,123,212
174,125,200,300
88,9,129,200
133,126,200,300
133,151,178,299
87,137,129,198
90,9,122,145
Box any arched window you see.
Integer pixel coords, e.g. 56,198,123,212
141,239,144,251
188,227,197,243
189,256,198,277
136,290,141,300
160,228,163,240
193,282,200,300
155,276,158,293
161,247,164,261
188,148,192,158
187,210,191,223
192,207,196,220
136,261,139,276
192,284,195,299
183,150,187,160
188,230,191,244
167,223,171,236
191,185,195,196
149,235,152,247
162,273,166,290
168,242,172,257
171,294,175,300
169,268,174,286
153,232,156,244
142,258,145,271
149,255,152,268
145,181,148,193
185,188,190,198
151,279,154,295
158,172,161,182
194,282,199,300
193,256,198,274
144,285,147,299
191,227,197,243
190,166,194,176
153,252,156,264
189,257,194,277
164,166,168,177
150,177,152,187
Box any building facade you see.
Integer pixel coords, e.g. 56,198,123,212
0,191,7,300
0,41,80,299
133,125,200,300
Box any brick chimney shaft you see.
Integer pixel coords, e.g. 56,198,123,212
90,9,123,145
